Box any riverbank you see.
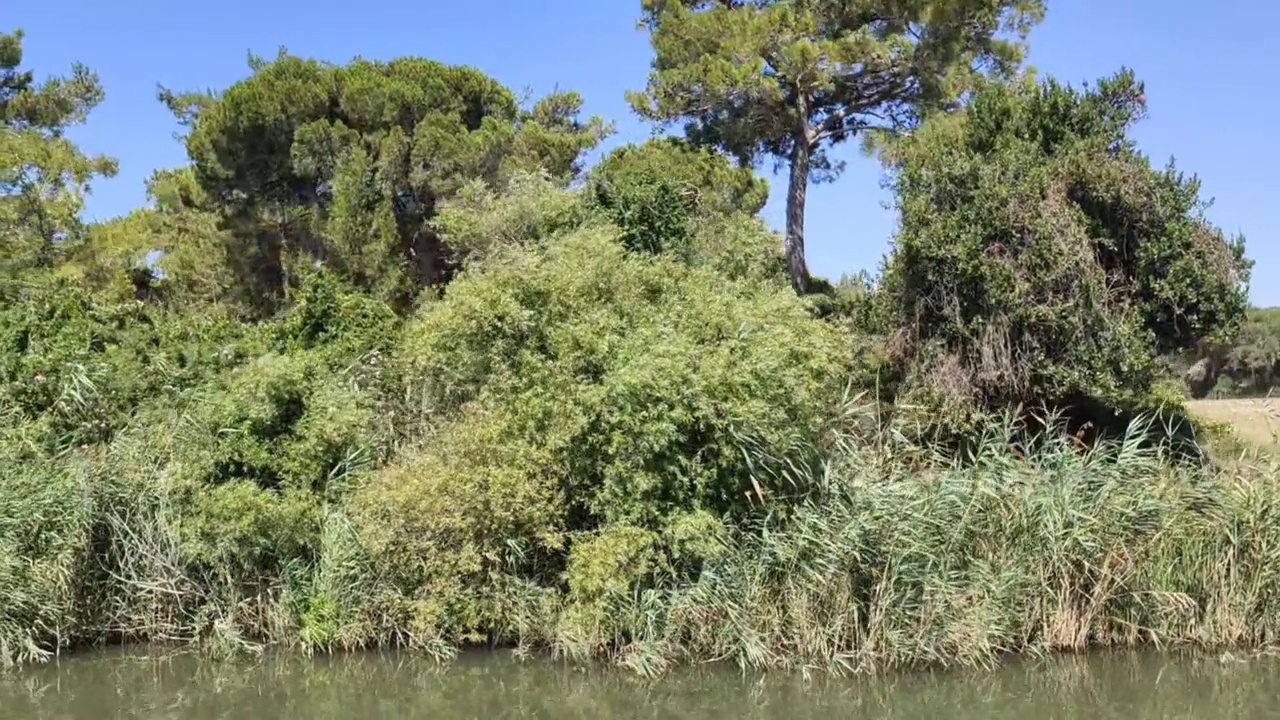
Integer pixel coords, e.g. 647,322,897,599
7,416,1280,676
538,421,1280,675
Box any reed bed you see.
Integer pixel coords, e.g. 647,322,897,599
6,410,1280,676
553,416,1280,675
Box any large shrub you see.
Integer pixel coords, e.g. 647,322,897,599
160,272,399,579
879,70,1250,425
348,225,846,643
586,139,780,280
398,228,844,524
0,279,260,454
589,137,768,219
0,281,148,451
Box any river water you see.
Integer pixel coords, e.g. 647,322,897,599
1,648,1275,719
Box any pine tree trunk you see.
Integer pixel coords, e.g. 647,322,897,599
785,136,812,295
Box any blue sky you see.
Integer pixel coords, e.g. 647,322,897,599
10,1,1278,303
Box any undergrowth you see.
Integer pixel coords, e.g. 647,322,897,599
7,397,1280,677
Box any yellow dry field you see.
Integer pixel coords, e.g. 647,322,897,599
1186,398,1280,452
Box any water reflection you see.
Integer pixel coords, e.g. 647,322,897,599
1,648,1275,719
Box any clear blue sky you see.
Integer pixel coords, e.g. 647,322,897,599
10,1,1278,303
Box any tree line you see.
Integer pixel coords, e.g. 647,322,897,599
0,1,1261,669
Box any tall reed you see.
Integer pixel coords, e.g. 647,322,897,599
575,412,1280,675
9,401,1280,676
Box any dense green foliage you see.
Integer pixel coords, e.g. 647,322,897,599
176,51,610,313
878,71,1251,426
0,14,1271,676
631,0,1045,292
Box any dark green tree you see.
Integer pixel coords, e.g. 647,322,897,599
176,50,610,313
880,70,1251,424
589,137,769,259
629,0,1044,294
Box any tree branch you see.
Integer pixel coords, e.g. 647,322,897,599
810,74,910,145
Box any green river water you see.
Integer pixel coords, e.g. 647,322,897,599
1,649,1276,719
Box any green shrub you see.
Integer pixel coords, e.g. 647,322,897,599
275,267,401,362
880,71,1250,427
684,212,788,283
348,403,568,645
349,225,845,643
0,281,153,451
163,350,380,580
0,278,269,457
593,172,694,258
564,525,663,601
587,138,776,275
433,172,591,266
588,137,768,218
397,227,844,525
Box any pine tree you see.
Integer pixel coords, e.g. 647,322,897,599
629,0,1045,293
0,29,117,287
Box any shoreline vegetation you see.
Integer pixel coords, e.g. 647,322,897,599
1,5,1274,677
9,411,1280,676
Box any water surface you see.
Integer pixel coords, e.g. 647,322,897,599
2,648,1276,719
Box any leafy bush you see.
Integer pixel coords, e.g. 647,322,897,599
398,227,844,524
346,403,568,644
349,224,846,643
880,71,1250,426
438,166,784,284
0,278,268,455
0,281,154,451
432,172,590,266
164,275,398,583
594,171,694,258
587,138,770,262
589,137,768,218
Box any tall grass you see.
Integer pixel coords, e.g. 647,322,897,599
558,412,1280,675
7,401,1280,676
0,450,93,668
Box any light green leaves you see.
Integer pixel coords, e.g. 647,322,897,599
1,30,117,290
